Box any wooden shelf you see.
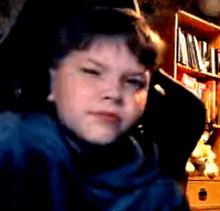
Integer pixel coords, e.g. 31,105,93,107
177,63,220,81
190,204,220,210
188,176,220,181
178,10,220,41
168,10,220,210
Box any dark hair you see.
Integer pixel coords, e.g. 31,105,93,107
51,7,165,71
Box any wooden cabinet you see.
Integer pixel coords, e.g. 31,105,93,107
185,128,220,210
187,177,220,210
159,10,220,210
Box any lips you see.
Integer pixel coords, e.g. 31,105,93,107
88,111,120,124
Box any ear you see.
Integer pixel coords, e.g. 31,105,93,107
47,68,57,102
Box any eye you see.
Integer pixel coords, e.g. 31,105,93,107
127,78,145,89
81,68,100,76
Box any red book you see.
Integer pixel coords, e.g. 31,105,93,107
203,80,216,123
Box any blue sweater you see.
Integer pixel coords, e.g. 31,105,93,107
0,111,189,210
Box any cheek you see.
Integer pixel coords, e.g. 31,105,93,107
123,90,148,126
65,79,96,109
133,91,147,123
134,90,148,110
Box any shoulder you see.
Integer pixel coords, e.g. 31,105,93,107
147,176,188,210
0,111,19,139
0,110,59,142
0,110,70,165
0,111,21,154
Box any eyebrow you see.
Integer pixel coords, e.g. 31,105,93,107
87,58,107,69
86,58,146,75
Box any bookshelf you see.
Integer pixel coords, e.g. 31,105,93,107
161,10,220,210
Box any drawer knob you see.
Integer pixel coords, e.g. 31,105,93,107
198,188,207,201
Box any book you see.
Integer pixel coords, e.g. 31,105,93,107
180,73,199,97
179,28,189,66
197,82,206,102
192,35,206,72
215,49,220,75
207,48,216,74
203,80,216,123
177,27,182,64
186,33,198,69
185,33,193,68
180,74,217,124
216,82,220,124
201,41,208,63
210,48,217,75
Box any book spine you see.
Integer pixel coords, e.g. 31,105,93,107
215,49,220,76
177,27,182,64
203,80,216,123
193,35,206,72
179,28,189,66
186,33,198,69
210,48,216,75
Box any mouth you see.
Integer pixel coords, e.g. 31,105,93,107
88,111,121,124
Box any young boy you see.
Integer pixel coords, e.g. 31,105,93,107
0,7,205,210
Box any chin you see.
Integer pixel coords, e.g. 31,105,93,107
84,134,118,145
81,126,121,145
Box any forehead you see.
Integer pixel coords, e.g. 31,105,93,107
63,36,146,72
88,36,130,56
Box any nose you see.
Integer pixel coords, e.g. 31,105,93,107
100,78,123,104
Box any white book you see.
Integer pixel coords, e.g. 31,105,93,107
179,28,189,66
193,35,206,72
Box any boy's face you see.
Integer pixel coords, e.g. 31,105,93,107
49,37,151,145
